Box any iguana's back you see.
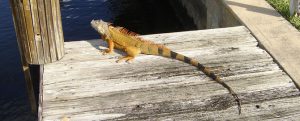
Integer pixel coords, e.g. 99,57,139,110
109,26,167,55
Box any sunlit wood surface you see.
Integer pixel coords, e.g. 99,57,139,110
41,26,300,120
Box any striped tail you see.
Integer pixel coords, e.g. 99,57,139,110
159,49,241,114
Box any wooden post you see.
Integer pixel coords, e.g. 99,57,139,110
298,0,300,16
290,0,300,16
9,0,64,113
290,0,296,16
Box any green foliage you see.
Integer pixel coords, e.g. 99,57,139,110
266,0,300,30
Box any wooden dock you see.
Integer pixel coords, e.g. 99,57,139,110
40,26,300,120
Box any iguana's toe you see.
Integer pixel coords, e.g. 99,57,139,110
102,49,113,55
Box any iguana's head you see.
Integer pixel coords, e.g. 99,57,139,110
91,19,111,37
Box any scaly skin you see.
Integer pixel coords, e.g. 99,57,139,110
91,20,241,114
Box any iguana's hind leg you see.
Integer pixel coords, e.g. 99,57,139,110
117,46,141,63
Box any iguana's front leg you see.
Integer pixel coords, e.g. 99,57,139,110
102,39,114,55
116,46,141,63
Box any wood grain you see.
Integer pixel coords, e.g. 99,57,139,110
41,26,299,120
29,0,44,64
36,0,51,64
10,0,64,64
224,0,300,90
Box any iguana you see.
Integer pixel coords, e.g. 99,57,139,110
91,19,241,114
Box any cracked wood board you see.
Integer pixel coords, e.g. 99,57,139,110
41,26,300,120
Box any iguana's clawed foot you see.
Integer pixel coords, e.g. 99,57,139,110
116,56,134,63
102,49,113,55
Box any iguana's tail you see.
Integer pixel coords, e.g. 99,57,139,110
158,48,241,114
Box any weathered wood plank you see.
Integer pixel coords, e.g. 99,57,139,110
224,0,300,89
42,26,299,120
53,26,257,63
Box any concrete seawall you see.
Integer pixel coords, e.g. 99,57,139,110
169,0,241,29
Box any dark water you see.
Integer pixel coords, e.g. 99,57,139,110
0,0,196,120
0,0,35,120
61,0,196,41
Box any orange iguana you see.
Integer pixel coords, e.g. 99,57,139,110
91,19,241,114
